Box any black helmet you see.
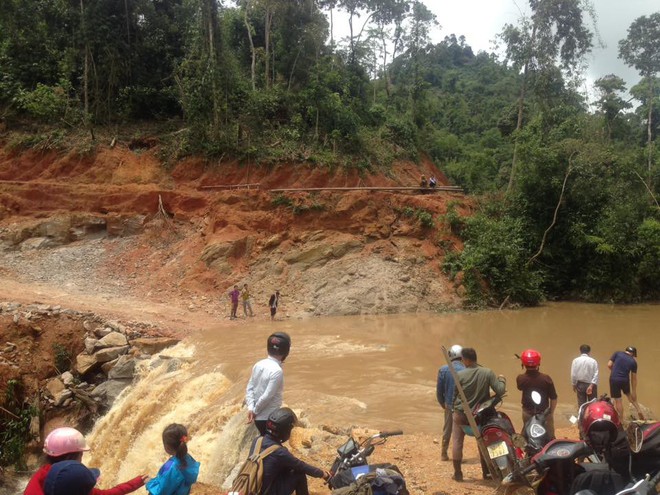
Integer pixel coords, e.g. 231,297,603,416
625,346,637,357
266,407,297,441
267,332,291,361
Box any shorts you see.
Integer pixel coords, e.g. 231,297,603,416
270,307,277,316
610,380,630,398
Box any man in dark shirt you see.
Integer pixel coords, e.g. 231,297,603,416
608,346,640,419
249,407,329,495
516,349,557,439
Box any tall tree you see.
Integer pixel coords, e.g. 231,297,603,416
501,0,594,193
594,74,631,142
619,13,660,187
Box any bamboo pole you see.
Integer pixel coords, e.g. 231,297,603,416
441,345,500,482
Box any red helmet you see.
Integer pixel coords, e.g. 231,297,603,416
580,398,621,453
521,349,541,368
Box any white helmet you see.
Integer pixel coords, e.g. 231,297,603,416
448,344,463,361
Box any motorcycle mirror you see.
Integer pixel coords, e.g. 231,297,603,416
626,422,644,453
531,391,542,405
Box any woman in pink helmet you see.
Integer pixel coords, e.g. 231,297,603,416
23,427,147,495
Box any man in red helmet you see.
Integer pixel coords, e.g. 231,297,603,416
516,349,557,439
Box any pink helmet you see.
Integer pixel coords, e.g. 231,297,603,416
43,427,90,456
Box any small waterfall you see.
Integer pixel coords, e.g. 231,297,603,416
85,343,254,489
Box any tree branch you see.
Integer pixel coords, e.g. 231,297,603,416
527,152,576,266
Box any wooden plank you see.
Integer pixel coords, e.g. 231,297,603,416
269,186,462,193
198,183,261,190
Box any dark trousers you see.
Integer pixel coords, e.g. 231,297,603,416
442,407,453,453
576,382,597,407
266,470,309,495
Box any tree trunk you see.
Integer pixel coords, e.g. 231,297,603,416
647,79,654,188
244,1,256,91
124,0,131,82
80,0,89,118
265,5,273,89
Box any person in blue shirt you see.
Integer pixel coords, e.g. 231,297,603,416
608,346,643,419
146,424,199,495
436,344,465,462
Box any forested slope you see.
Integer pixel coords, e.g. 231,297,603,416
0,0,659,305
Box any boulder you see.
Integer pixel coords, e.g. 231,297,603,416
46,378,65,398
75,353,98,375
101,358,119,375
84,337,98,354
130,337,179,354
93,326,113,338
95,332,128,349
61,371,75,386
54,389,73,407
94,346,129,363
90,379,132,407
108,355,137,379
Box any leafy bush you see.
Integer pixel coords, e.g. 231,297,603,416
17,83,71,122
0,379,35,469
448,213,543,308
271,194,294,208
53,342,71,373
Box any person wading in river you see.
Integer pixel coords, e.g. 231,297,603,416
246,332,291,435
451,347,507,482
436,344,464,461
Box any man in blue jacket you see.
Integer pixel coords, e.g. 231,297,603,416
436,344,464,461
249,408,330,495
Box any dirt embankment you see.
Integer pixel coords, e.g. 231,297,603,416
0,143,479,494
0,144,470,319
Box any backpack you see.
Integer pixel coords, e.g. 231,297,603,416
229,437,280,495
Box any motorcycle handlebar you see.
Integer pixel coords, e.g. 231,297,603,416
380,430,403,438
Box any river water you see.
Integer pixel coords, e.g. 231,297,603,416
85,302,659,488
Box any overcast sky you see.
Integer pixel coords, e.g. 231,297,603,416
334,0,659,100
426,0,658,94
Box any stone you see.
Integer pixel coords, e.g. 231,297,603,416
94,346,129,363
101,358,120,375
108,355,137,380
54,389,73,407
75,353,98,375
61,371,75,386
105,321,127,333
83,320,94,332
46,378,65,398
93,326,113,338
84,337,98,354
90,379,132,407
95,332,128,349
20,237,57,250
130,337,179,354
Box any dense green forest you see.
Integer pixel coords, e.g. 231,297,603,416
0,0,659,307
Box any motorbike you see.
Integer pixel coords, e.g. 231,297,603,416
522,390,554,459
328,430,408,494
464,395,525,479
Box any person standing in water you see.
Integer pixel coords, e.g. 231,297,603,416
246,332,291,435
146,424,199,495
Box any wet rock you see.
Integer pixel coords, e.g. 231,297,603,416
76,353,98,375
46,378,65,398
94,345,129,363
95,332,128,349
108,355,136,379
91,379,131,407
130,337,179,354
61,371,75,386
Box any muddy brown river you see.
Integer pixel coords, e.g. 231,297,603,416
192,302,659,434
81,302,658,488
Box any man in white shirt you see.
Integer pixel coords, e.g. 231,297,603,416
571,344,599,408
246,332,291,435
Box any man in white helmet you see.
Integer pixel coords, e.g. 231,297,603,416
436,344,464,461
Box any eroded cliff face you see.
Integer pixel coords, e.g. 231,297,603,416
0,143,470,318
